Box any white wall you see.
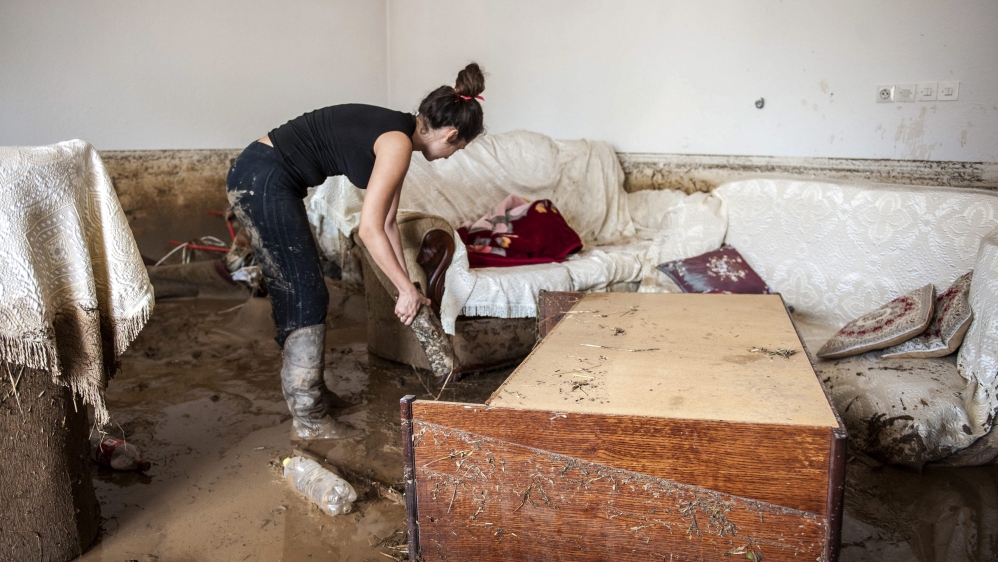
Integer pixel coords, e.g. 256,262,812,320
5,1,996,160
0,1,387,150
387,0,998,161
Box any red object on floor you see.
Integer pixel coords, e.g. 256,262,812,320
168,240,229,253
208,210,237,241
457,195,583,268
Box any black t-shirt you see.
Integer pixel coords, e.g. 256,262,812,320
269,104,417,189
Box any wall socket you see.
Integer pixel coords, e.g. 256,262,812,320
877,81,959,103
876,85,895,103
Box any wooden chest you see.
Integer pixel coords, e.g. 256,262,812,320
401,293,846,561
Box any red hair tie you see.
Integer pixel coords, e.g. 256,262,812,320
454,88,484,102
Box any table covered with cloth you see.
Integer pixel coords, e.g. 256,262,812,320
0,140,153,426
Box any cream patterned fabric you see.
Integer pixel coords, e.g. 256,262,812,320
305,132,728,334
631,189,728,293
400,130,634,247
958,231,998,439
716,178,998,466
883,271,973,359
715,179,998,330
0,140,153,426
815,352,976,470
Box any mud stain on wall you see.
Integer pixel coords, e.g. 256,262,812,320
101,149,998,257
894,107,941,160
101,149,241,259
619,152,998,194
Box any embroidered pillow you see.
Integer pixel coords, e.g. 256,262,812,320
655,245,771,294
882,272,974,359
817,284,935,360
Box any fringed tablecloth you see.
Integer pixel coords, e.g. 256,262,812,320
0,140,153,426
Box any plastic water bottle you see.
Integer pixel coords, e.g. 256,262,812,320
90,435,152,471
283,456,357,516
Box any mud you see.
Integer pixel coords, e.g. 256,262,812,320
72,280,996,561
74,281,508,561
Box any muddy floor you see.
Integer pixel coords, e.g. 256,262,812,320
75,282,997,561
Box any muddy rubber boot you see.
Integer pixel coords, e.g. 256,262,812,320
409,305,455,386
281,325,361,441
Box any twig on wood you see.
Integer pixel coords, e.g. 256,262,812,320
748,346,797,359
447,481,460,513
4,364,25,413
513,485,534,512
581,344,659,352
421,447,476,468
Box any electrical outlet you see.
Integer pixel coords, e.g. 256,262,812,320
876,85,895,103
896,84,916,103
938,81,959,101
917,83,938,101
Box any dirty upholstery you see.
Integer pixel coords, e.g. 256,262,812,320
0,140,154,426
717,179,998,468
353,211,452,300
307,131,728,334
352,212,456,379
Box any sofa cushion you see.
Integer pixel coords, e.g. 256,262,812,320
817,351,978,469
655,245,770,294
817,284,935,359
883,271,974,359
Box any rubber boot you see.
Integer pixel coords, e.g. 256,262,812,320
281,325,361,440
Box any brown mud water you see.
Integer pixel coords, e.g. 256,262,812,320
65,281,997,561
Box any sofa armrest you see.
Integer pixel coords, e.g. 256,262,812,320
416,229,455,314
353,211,456,311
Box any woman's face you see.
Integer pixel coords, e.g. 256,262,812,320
421,127,468,161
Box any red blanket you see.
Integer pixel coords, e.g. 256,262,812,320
457,195,583,268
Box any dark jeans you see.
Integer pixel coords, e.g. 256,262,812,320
226,141,328,348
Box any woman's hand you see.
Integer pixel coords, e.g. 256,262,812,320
395,285,431,326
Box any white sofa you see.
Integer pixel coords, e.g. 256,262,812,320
307,131,998,468
717,179,998,469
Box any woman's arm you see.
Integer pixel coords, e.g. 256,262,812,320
384,186,408,278
358,131,430,326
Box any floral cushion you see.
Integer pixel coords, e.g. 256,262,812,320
655,245,771,294
883,272,974,359
817,284,935,359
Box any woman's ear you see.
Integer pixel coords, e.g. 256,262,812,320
446,128,461,144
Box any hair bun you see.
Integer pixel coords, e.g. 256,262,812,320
454,63,485,99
